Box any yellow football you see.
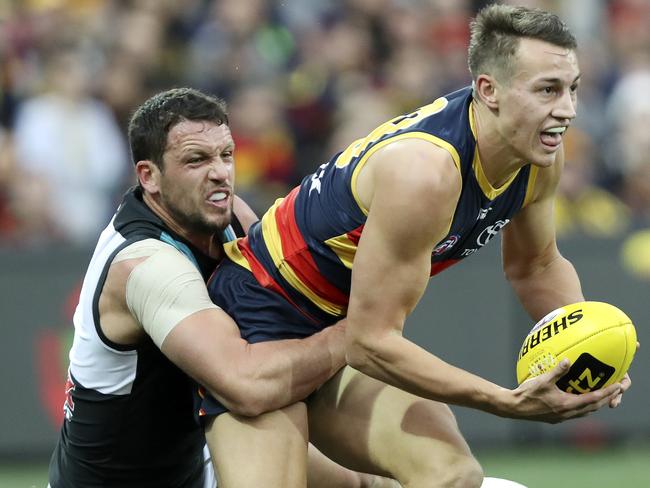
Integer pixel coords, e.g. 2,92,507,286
516,301,637,394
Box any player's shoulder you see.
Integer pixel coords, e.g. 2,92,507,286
111,238,186,276
114,238,173,261
370,138,461,205
99,239,176,312
375,137,460,178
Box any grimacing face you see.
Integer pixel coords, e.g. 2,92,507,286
158,119,235,236
495,38,580,167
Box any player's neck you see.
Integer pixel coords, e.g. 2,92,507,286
472,101,527,189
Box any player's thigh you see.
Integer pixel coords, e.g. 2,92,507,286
205,402,309,488
307,366,474,480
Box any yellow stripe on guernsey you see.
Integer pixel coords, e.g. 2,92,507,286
336,96,450,170
522,165,539,207
468,100,521,200
222,240,251,271
471,148,520,200
332,97,466,215
348,132,462,215
261,199,345,316
324,234,357,270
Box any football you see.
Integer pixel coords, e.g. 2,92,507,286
516,301,637,393
481,478,528,488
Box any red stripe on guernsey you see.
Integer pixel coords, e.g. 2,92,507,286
276,189,349,306
430,259,459,276
235,237,322,323
347,225,364,245
236,238,296,303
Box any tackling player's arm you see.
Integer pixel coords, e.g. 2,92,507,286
345,139,621,422
170,197,343,416
102,240,345,418
161,293,345,417
232,195,258,233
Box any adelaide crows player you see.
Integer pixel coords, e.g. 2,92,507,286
199,5,632,488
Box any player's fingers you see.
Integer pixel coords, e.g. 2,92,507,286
546,358,570,382
565,408,597,421
609,377,629,408
609,392,622,408
565,388,620,418
568,383,621,410
620,374,632,392
590,385,622,411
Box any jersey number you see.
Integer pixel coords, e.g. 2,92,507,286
334,97,449,168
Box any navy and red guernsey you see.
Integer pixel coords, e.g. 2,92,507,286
223,86,538,326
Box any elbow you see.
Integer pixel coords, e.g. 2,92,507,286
217,390,269,417
503,265,518,287
503,259,533,287
503,256,525,283
202,377,269,418
227,398,267,417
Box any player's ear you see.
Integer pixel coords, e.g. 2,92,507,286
474,74,499,109
135,160,161,194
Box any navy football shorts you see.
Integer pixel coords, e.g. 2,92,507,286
196,258,328,420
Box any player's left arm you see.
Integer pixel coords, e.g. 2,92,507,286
502,147,631,406
501,146,583,321
233,195,258,233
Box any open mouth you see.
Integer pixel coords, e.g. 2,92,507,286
540,126,567,148
207,191,229,207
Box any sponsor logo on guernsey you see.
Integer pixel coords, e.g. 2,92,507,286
518,309,584,359
477,219,509,246
309,162,329,195
460,219,510,256
477,206,493,220
432,235,460,256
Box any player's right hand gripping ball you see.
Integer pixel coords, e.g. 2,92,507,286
516,301,637,394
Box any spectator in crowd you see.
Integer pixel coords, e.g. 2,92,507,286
1,0,650,244
13,48,128,244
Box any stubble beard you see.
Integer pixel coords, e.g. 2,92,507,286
163,193,232,237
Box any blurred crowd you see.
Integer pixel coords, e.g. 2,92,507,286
0,0,649,247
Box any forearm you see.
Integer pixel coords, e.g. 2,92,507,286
346,331,512,416
209,324,345,416
507,253,584,321
243,325,344,412
162,308,346,417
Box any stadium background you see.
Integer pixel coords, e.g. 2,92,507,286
1,0,649,486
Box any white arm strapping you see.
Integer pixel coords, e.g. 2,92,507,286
122,240,218,348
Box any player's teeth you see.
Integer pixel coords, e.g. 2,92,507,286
210,192,226,201
545,127,566,134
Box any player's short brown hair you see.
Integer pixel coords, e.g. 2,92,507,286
128,88,228,170
468,4,577,83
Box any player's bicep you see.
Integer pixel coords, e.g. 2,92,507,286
502,153,564,277
127,249,254,404
125,246,219,347
348,140,460,338
160,306,248,405
503,194,557,260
